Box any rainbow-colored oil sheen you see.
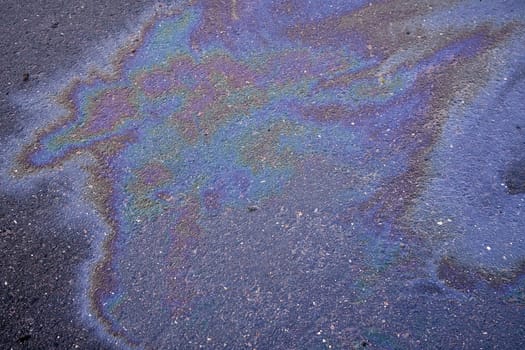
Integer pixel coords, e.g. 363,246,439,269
16,1,525,348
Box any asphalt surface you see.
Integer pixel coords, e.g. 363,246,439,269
1,1,525,349
1,1,150,348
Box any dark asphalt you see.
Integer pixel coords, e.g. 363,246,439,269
1,2,150,348
1,1,525,349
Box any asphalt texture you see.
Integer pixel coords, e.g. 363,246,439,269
1,1,150,349
1,1,525,349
